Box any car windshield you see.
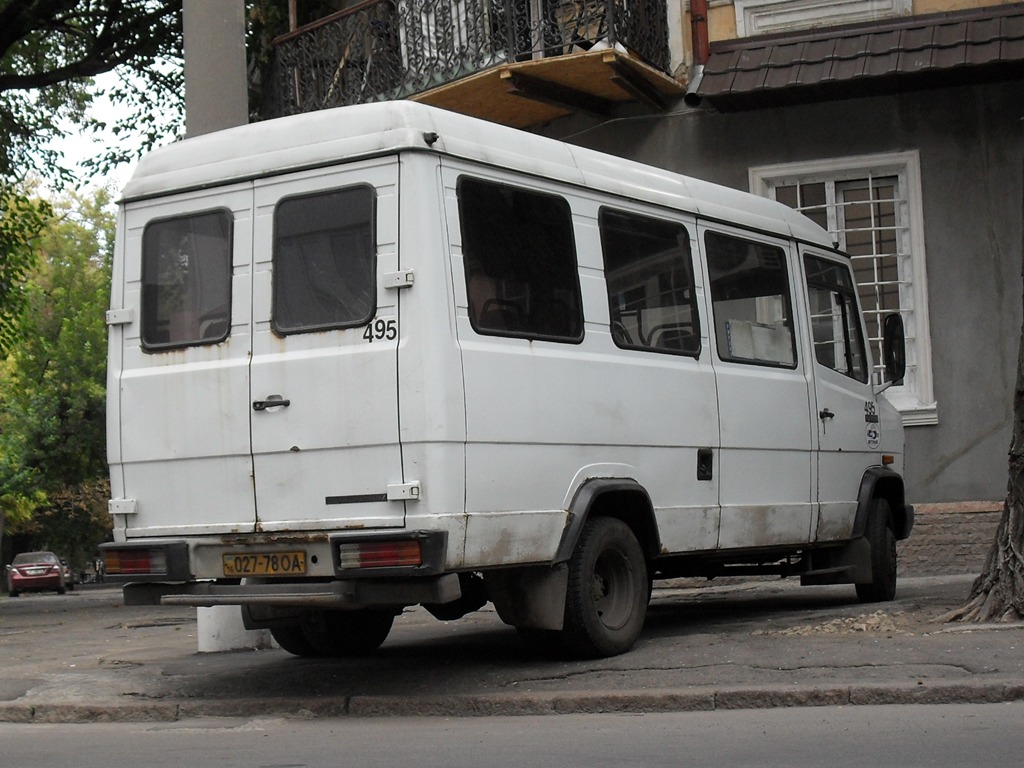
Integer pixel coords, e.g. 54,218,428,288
12,552,57,565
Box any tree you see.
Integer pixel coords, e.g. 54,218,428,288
0,0,183,363
0,188,52,354
943,349,1024,623
942,185,1024,623
0,188,113,566
0,0,184,182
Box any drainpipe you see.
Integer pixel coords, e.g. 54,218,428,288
684,0,710,107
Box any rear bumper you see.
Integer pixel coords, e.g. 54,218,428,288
10,573,63,591
105,530,456,609
122,572,461,609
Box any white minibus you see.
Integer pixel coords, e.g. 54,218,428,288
102,101,912,658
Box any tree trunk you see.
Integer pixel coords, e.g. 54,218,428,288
944,194,1024,622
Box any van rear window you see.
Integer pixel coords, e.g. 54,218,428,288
458,177,583,342
272,185,376,335
141,210,233,351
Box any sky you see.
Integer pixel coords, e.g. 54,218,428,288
44,72,159,196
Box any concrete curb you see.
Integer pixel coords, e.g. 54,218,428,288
3,682,1023,724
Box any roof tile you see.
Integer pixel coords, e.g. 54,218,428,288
696,4,1024,107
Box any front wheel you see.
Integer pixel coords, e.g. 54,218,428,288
856,498,898,603
562,517,649,658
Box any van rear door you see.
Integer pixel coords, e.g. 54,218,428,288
116,186,257,537
248,159,406,532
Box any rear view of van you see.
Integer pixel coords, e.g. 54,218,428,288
103,101,912,659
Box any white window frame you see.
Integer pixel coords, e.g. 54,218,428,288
733,0,912,37
750,151,937,426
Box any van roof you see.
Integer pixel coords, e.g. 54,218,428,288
122,101,832,247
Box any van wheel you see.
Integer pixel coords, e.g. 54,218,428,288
270,625,322,657
302,609,396,656
562,517,649,658
856,498,897,603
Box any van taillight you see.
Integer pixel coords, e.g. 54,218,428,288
104,548,168,576
337,540,422,570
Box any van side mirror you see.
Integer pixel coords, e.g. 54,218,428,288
882,313,906,385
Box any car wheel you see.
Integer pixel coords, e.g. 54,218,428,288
9,590,19,598
856,497,898,603
562,516,649,659
301,609,396,656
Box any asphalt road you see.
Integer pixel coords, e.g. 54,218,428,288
1,703,1023,767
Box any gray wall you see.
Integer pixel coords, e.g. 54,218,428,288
553,81,1024,504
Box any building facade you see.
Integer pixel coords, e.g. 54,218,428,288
195,0,1024,506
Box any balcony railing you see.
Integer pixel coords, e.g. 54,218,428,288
263,0,670,118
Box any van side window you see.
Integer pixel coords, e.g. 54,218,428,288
141,210,232,350
599,209,700,355
458,177,583,342
804,254,869,383
705,231,796,368
273,185,376,335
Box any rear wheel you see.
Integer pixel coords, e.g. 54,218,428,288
562,517,649,658
856,498,898,603
270,625,322,657
302,609,396,657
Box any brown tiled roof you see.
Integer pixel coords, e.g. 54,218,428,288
692,3,1024,110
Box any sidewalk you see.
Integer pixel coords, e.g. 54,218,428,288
1,575,1022,723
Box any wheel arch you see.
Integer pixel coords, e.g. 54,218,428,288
854,466,914,540
554,478,660,564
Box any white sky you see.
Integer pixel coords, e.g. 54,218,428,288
44,71,170,196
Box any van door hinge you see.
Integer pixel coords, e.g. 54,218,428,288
384,270,415,290
386,482,421,501
108,498,138,516
105,308,133,326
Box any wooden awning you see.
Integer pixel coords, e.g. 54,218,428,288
411,48,685,128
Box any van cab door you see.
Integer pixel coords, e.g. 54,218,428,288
801,250,879,541
249,158,405,532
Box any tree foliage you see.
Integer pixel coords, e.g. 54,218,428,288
0,187,52,353
0,0,184,182
0,188,113,565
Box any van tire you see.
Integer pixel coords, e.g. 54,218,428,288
302,609,396,656
562,516,649,658
855,498,897,603
270,625,321,657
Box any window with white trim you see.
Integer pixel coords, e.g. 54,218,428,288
750,152,937,425
732,0,912,37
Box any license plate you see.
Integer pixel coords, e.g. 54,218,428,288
222,551,307,577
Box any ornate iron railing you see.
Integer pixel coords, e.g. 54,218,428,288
262,0,669,117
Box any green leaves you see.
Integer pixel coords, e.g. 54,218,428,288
0,0,184,183
0,185,52,354
1,187,112,559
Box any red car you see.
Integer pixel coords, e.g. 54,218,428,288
5,551,68,596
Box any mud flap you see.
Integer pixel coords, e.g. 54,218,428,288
486,565,568,631
800,538,872,586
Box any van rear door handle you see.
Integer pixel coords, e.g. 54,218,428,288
253,396,290,411
819,408,835,420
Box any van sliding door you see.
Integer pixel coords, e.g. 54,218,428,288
699,226,816,548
